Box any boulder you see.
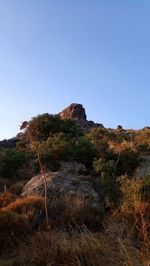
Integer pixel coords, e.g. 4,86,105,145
21,171,101,209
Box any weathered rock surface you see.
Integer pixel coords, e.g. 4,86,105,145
59,103,104,131
21,171,100,208
134,154,150,179
59,103,87,121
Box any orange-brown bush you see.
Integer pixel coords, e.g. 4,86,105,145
0,192,17,208
2,196,45,230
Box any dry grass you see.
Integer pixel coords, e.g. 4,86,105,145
0,177,149,266
8,182,25,196
1,195,45,213
0,229,143,266
0,211,31,255
0,192,17,208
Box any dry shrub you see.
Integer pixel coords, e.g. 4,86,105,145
2,196,45,230
14,230,127,266
1,195,102,231
0,192,17,209
0,211,31,255
9,182,25,196
48,196,103,231
2,196,44,213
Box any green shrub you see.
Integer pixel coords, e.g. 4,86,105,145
116,149,139,176
28,113,83,141
93,159,115,177
0,148,34,179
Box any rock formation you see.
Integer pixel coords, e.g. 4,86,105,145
21,171,101,209
0,103,104,147
59,103,87,121
59,103,104,131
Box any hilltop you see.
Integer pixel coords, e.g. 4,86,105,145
0,103,150,265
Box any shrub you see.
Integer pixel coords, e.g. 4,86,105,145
28,113,83,141
134,128,150,151
93,159,122,207
0,192,17,209
9,182,25,196
0,147,33,179
93,159,115,177
47,196,103,231
73,136,98,166
115,149,139,176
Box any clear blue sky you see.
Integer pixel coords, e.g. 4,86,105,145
0,0,150,140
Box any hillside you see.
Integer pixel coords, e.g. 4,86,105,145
0,104,150,266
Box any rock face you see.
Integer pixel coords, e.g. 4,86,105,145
59,103,104,131
21,171,100,209
59,103,87,121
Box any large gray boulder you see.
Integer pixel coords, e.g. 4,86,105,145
21,171,101,209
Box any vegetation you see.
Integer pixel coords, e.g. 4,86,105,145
0,113,150,265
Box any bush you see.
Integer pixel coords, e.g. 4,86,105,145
0,192,17,209
93,159,122,207
47,196,103,231
115,149,139,176
72,136,98,166
28,113,83,141
93,159,115,177
9,182,25,196
0,147,33,179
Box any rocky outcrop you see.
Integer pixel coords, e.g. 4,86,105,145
59,103,87,121
59,103,104,131
21,171,101,209
0,103,104,146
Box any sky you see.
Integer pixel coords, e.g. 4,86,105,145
0,0,150,140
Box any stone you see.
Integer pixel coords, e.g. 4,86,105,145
59,103,104,131
21,171,101,209
59,103,87,121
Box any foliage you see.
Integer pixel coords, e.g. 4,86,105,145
116,149,139,176
28,113,83,141
93,159,115,177
36,134,97,167
72,136,98,166
134,128,150,151
0,147,35,179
